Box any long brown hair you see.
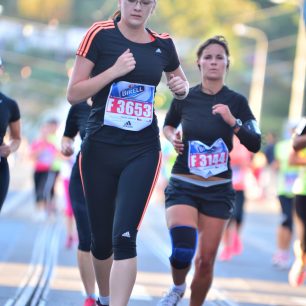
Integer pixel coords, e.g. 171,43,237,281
111,9,121,20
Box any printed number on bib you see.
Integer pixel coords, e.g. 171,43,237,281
104,81,155,131
188,139,229,178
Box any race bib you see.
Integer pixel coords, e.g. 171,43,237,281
104,81,155,131
188,139,229,178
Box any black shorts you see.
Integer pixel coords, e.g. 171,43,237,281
165,177,235,220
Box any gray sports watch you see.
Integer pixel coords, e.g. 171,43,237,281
231,118,242,129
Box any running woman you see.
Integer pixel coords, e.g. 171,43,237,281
158,35,261,306
0,56,21,211
288,118,306,287
61,100,96,306
66,1,189,305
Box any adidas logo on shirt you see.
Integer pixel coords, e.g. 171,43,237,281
123,121,132,128
155,48,162,54
122,231,131,238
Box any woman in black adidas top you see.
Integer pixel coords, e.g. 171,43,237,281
66,1,189,305
0,57,21,211
158,36,261,306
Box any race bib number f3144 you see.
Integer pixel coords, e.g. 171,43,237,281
188,139,229,178
104,81,155,131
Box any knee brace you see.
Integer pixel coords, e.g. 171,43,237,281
113,230,137,260
169,226,197,269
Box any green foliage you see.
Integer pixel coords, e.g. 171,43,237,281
0,0,303,136
154,0,258,38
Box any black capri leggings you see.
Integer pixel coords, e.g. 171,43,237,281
278,195,294,231
0,158,10,211
80,139,161,261
69,154,91,252
294,195,306,252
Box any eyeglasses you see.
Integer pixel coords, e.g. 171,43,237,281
126,0,154,7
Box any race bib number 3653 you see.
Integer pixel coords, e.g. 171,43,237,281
104,81,155,131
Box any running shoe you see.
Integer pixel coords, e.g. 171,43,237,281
272,251,290,270
218,246,232,261
157,287,184,306
231,233,243,256
84,297,96,306
288,260,306,287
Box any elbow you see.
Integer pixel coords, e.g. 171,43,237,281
292,144,298,152
251,137,261,153
237,127,261,153
67,93,81,105
250,143,261,153
66,85,83,105
242,136,261,153
292,142,302,152
66,91,78,105
67,97,75,105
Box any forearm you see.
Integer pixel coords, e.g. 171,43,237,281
163,125,176,143
293,135,306,151
8,138,21,155
235,126,261,153
67,67,117,104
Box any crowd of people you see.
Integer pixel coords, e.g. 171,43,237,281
1,1,306,305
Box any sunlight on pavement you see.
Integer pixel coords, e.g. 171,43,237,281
213,277,306,306
0,263,28,286
1,263,305,305
43,268,306,304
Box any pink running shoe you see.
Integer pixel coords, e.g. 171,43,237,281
218,246,233,261
84,297,96,306
231,233,243,256
272,251,290,270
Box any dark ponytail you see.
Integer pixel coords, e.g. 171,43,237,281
111,10,121,21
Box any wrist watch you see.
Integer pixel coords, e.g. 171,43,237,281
231,118,242,129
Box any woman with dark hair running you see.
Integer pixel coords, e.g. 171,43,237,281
158,35,261,306
61,100,97,306
288,118,306,287
0,56,21,211
66,1,189,305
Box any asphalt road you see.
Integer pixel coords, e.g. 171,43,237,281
0,157,305,306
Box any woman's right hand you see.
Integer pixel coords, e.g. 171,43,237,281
0,144,11,158
171,130,184,155
112,49,136,78
61,137,74,157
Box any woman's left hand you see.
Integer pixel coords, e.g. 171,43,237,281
212,104,236,127
167,74,187,96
